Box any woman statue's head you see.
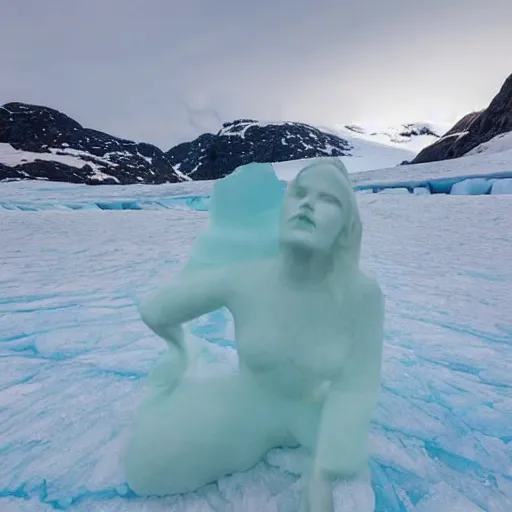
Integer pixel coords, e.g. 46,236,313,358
279,158,362,270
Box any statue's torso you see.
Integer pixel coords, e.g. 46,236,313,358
228,262,358,401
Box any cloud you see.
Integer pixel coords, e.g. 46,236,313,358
1,0,511,148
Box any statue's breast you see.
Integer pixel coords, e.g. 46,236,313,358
234,297,355,385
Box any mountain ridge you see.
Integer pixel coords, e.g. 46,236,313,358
0,102,184,185
411,73,512,164
1,104,430,184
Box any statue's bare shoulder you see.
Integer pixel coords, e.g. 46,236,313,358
358,271,384,307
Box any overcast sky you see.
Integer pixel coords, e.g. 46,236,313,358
1,0,511,148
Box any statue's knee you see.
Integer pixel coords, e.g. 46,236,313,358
124,450,153,495
124,444,177,496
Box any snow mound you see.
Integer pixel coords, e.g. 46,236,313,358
466,131,512,156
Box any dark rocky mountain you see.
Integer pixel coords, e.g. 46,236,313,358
411,73,512,164
0,102,184,185
1,104,355,185
166,119,353,181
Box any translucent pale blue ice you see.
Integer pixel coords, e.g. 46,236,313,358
184,162,285,268
352,172,512,195
0,195,212,212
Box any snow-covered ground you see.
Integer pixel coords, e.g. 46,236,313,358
466,131,512,157
1,189,511,512
0,180,214,211
1,180,512,511
1,152,512,511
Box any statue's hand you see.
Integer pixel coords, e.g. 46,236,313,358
300,472,334,512
146,325,188,393
160,324,186,352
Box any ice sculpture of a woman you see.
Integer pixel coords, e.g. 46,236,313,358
124,159,385,512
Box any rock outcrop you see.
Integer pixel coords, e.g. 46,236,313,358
411,73,512,164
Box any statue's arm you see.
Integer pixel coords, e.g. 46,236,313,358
315,283,384,478
304,283,384,510
138,267,230,351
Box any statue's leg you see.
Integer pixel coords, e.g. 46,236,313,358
124,374,291,496
289,402,375,512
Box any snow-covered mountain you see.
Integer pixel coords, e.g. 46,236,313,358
4,88,510,186
339,122,448,150
1,102,447,185
316,122,450,173
166,119,353,181
0,103,186,185
165,119,445,180
412,72,512,164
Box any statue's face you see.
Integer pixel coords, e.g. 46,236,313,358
280,165,348,255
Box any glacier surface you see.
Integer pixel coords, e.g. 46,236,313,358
1,176,511,511
1,170,511,213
